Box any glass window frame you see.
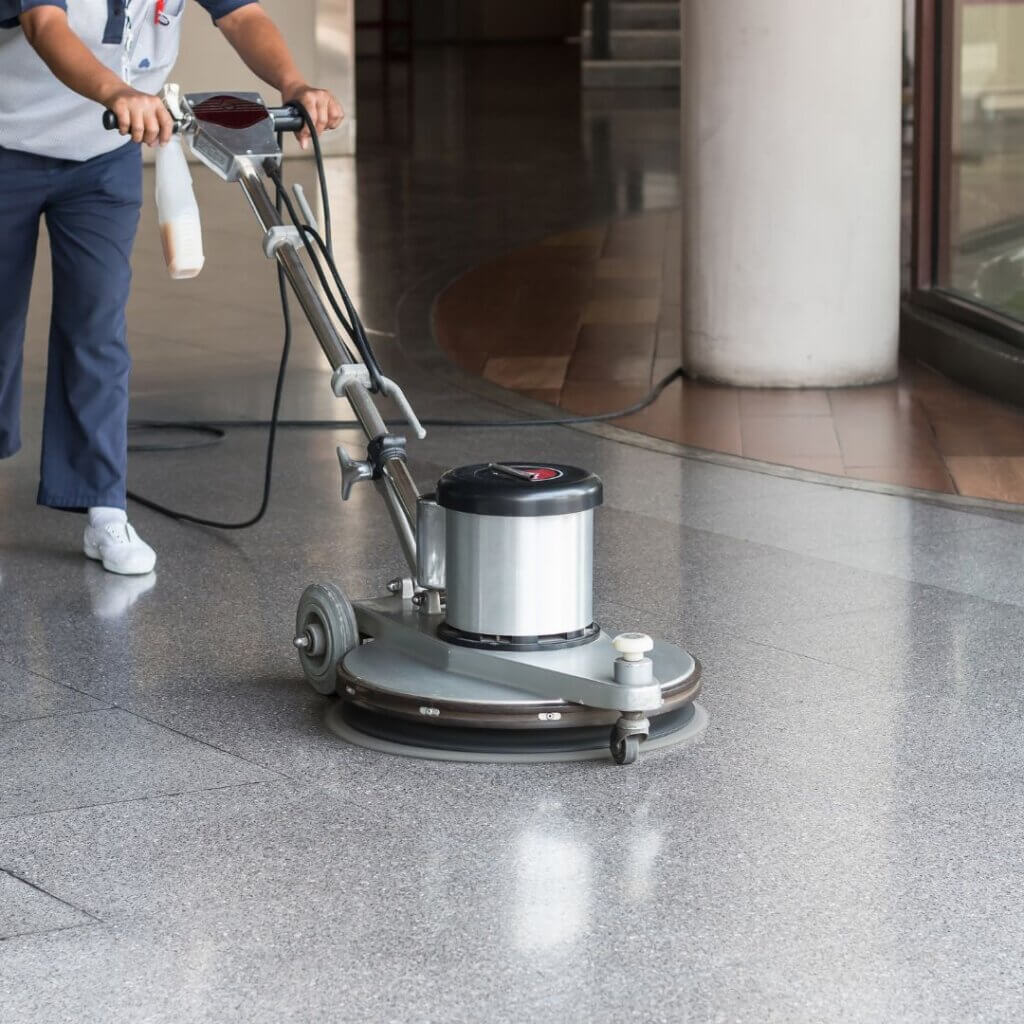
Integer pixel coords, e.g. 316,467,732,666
911,0,1024,348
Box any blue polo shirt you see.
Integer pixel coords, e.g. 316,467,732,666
0,0,258,160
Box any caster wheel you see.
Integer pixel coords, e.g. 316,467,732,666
295,582,359,695
611,733,641,765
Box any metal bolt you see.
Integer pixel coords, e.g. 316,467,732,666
293,634,310,650
615,711,650,740
387,578,403,593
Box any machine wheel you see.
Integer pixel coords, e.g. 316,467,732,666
611,733,641,766
295,583,359,695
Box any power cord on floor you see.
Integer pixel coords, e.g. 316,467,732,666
126,258,293,529
125,126,299,530
126,104,683,528
129,366,684,449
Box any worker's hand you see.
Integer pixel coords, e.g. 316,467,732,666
281,83,344,150
102,86,175,147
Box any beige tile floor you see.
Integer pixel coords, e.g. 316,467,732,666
435,209,1024,503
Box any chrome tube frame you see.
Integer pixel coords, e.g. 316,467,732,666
238,165,351,371
238,162,421,572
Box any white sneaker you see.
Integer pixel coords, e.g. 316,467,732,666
83,520,157,576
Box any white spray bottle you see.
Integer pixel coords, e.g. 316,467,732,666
154,85,204,279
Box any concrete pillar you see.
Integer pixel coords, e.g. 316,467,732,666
681,0,902,387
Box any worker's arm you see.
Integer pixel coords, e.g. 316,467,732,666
215,4,343,149
19,6,174,145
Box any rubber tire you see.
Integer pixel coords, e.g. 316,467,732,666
295,582,359,695
611,734,640,765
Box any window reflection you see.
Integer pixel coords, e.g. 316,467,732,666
943,0,1024,315
513,831,591,951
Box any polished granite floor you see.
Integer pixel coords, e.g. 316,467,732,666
3,46,1024,1023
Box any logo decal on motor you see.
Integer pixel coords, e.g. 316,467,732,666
514,466,562,482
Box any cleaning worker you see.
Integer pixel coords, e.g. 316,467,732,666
0,0,342,575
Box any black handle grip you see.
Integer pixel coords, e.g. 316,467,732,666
102,108,181,135
268,105,303,133
104,103,302,133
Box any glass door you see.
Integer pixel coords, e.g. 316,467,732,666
915,0,1024,335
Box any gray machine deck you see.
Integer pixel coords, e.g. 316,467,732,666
329,597,706,762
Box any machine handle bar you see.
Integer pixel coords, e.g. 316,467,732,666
102,108,183,132
267,106,304,133
102,105,303,133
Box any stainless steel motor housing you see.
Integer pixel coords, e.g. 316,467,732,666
444,507,594,637
434,463,603,642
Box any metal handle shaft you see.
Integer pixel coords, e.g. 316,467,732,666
237,164,422,573
238,167,352,373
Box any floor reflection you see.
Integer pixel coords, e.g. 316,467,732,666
84,566,157,621
514,830,593,951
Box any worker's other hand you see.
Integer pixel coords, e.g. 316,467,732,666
281,83,344,150
104,87,175,147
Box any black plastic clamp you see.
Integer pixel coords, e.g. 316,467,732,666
367,434,408,478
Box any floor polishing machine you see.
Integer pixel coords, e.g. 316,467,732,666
106,89,704,765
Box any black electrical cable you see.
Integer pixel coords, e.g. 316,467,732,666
296,220,386,389
296,102,332,255
262,168,363,371
264,160,386,389
128,420,225,452
125,133,297,528
127,264,290,528
272,178,358,359
129,367,685,452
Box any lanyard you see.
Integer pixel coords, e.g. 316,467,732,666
120,0,134,82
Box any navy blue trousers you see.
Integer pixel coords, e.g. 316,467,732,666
0,141,142,511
